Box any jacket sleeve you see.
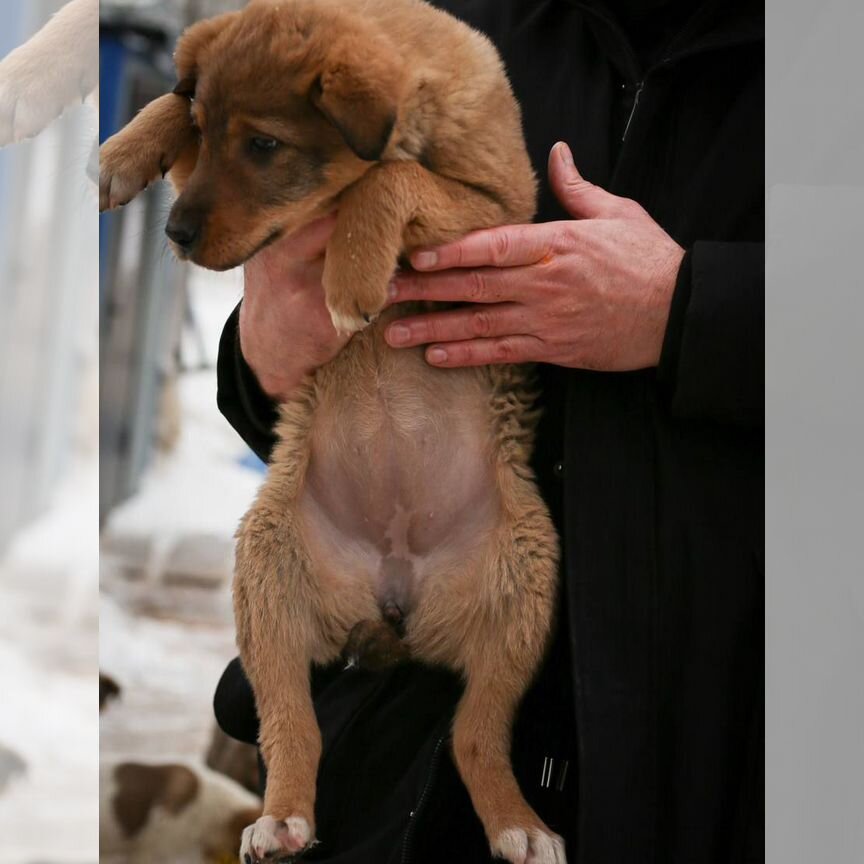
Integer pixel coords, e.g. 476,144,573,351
657,241,764,427
216,302,279,463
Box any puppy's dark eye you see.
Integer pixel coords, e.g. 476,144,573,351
249,136,280,153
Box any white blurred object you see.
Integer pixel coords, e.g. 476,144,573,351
0,3,99,861
0,640,98,861
0,743,26,795
0,0,98,147
0,88,98,553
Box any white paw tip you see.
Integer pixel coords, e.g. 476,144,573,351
277,816,311,850
240,814,312,861
327,307,367,337
493,827,567,864
495,828,529,863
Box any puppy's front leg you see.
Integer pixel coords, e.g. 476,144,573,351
324,160,508,334
99,93,197,211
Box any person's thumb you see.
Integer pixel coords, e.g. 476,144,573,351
548,141,620,219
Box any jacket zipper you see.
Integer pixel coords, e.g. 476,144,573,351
621,79,644,142
399,735,447,864
620,29,758,144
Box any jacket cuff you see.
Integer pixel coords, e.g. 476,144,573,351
657,248,693,392
657,241,764,427
216,302,279,462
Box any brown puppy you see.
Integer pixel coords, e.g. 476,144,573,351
100,1,564,862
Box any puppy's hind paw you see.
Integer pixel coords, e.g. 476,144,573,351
493,827,567,864
239,814,313,863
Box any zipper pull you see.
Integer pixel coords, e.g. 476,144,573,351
622,80,645,142
540,756,570,791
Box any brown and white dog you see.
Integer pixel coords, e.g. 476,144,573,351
100,759,262,864
100,1,564,862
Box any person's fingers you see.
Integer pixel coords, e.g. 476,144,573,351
385,303,527,348
548,141,634,220
408,223,554,272
390,265,530,305
422,334,544,367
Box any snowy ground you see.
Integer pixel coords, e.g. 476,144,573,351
100,266,262,779
0,459,99,863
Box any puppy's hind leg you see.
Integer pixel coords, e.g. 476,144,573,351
99,93,198,211
233,503,326,863
431,483,565,864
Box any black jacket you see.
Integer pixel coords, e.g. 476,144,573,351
214,1,764,862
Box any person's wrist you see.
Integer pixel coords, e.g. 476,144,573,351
253,367,307,403
239,335,309,403
645,243,685,366
238,323,304,405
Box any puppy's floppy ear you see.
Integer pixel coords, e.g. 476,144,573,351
311,33,407,162
173,12,239,94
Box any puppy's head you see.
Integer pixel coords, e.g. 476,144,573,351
165,3,408,270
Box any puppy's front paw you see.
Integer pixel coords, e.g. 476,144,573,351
493,826,567,864
323,248,391,336
99,135,165,212
324,276,389,336
239,814,313,863
325,296,384,336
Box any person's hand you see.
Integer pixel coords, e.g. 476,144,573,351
240,214,348,402
385,141,685,371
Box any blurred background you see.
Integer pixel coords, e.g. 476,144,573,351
99,1,266,861
0,0,98,861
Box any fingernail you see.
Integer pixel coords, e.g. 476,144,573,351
388,323,410,346
388,278,398,299
557,141,574,168
413,250,438,269
427,347,448,364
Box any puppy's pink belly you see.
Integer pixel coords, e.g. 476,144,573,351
299,444,496,615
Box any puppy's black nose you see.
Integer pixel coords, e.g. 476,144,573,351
165,219,199,252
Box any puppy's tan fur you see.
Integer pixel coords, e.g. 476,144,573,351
101,1,564,861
